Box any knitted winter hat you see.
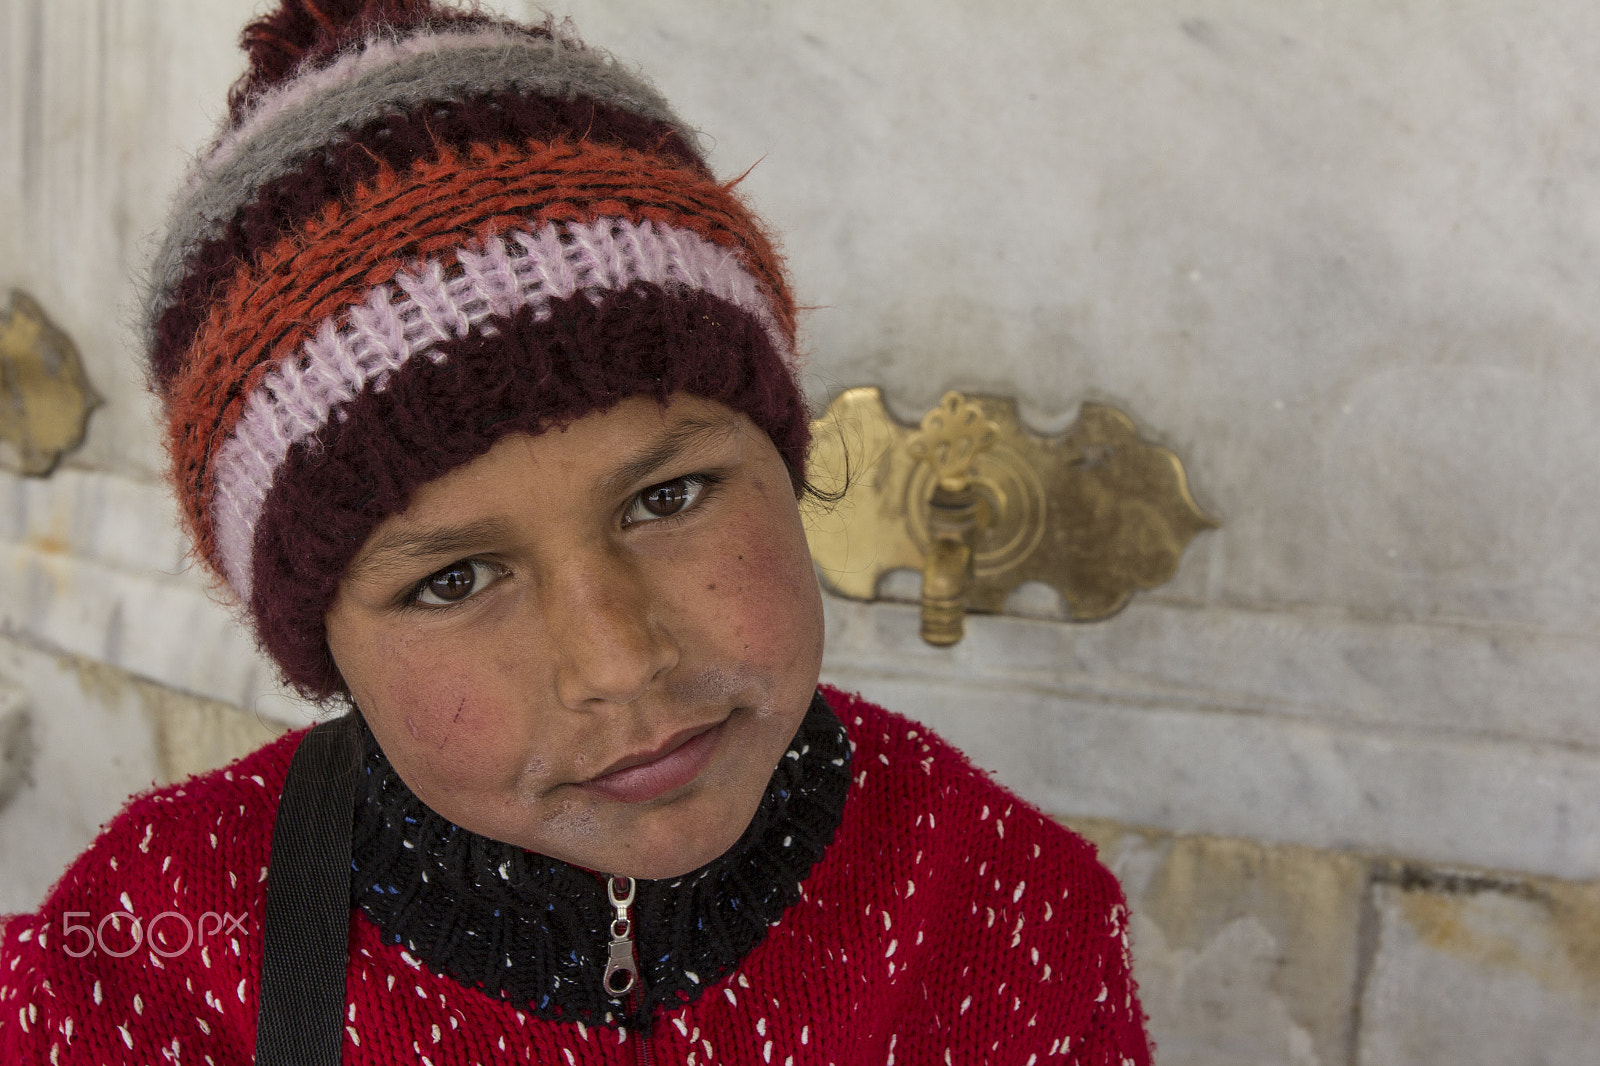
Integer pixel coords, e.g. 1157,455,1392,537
145,0,807,698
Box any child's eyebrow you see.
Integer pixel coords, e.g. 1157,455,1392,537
350,518,517,577
595,413,744,500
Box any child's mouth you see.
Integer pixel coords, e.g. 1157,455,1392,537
579,720,726,803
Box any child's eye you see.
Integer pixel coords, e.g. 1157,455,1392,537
623,474,715,526
412,559,502,607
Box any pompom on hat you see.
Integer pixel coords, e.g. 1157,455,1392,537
146,0,808,698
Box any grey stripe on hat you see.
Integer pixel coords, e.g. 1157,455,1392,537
145,31,699,347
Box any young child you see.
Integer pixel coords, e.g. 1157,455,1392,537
0,2,1151,1062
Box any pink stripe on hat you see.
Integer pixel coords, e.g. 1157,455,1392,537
210,217,789,598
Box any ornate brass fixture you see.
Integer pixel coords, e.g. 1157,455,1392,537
0,290,99,476
803,387,1215,644
905,393,1000,645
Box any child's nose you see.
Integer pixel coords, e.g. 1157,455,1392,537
546,561,679,710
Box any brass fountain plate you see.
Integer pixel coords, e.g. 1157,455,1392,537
803,387,1216,621
0,290,99,477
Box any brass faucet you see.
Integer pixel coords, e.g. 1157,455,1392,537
803,387,1215,646
907,393,999,645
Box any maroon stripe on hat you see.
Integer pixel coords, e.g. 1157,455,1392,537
228,7,525,120
248,284,809,697
149,92,708,390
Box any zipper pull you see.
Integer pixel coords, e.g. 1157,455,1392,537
602,875,640,998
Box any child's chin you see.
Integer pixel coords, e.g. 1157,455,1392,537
605,809,748,881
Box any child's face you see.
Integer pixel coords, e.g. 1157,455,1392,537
325,394,825,880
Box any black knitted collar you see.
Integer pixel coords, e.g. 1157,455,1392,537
349,691,851,1033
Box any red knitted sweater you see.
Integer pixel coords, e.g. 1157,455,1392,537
0,688,1150,1064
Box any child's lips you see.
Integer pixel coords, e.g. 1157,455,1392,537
579,721,726,803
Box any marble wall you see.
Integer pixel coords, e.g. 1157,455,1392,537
3,0,1597,1059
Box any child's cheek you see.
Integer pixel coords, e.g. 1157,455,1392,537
704,513,824,675
369,636,513,781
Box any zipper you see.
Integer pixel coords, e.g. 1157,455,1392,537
601,875,655,1065
628,987,656,1066
602,875,640,998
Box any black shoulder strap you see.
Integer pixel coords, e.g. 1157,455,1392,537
256,713,360,1066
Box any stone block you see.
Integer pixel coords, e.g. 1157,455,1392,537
822,597,1600,880
557,0,1600,639
0,638,162,914
1357,872,1600,1065
0,0,261,482
1068,819,1366,1066
0,467,315,720
135,673,290,785
0,638,292,913
0,681,33,812
822,581,1600,751
0,464,190,575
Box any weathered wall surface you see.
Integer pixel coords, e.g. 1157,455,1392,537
3,0,1597,1059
